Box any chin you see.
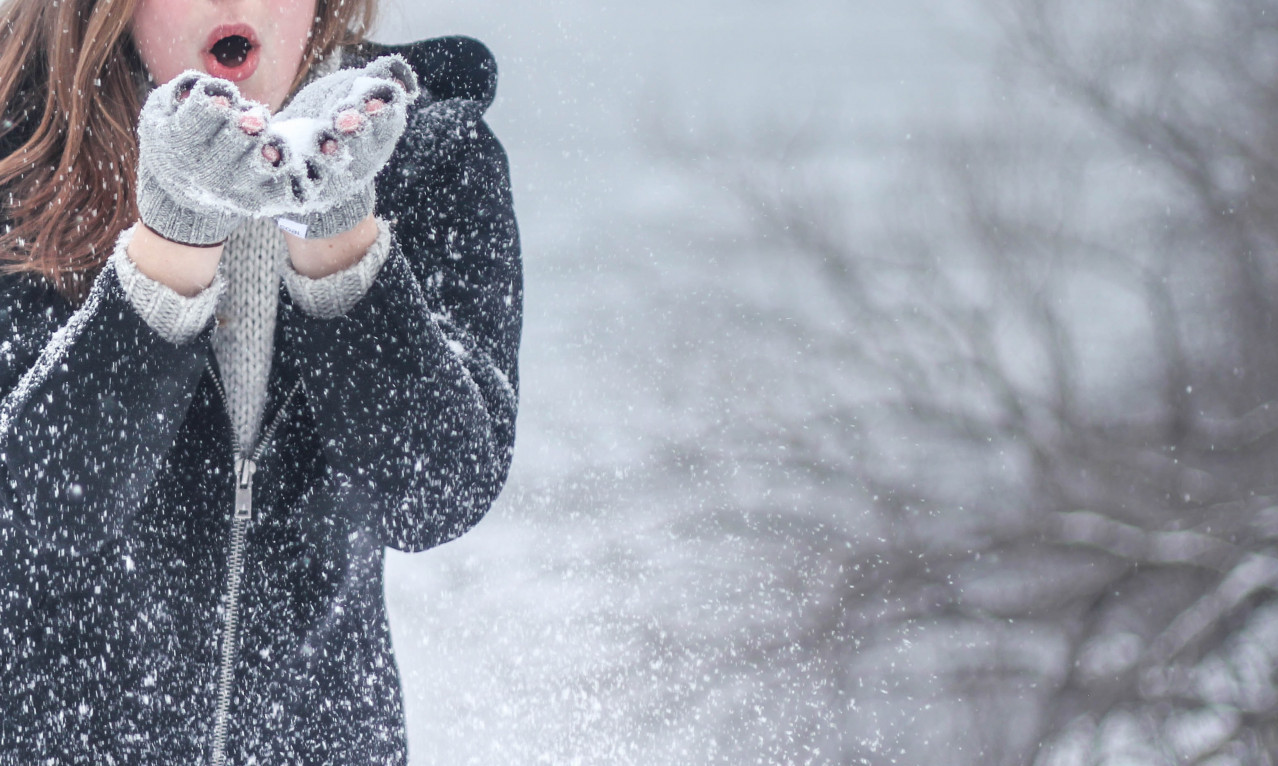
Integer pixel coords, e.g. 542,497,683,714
231,79,282,111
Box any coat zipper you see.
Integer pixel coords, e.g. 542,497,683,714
208,370,302,766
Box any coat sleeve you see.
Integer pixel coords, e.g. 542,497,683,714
278,94,523,553
0,265,213,554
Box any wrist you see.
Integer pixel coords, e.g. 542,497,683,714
127,222,224,297
284,214,380,279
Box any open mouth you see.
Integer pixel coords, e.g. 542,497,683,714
211,35,252,68
204,25,259,82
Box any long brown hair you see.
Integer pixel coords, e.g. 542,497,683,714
0,0,378,302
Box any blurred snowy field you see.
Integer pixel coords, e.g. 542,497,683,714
374,1,992,762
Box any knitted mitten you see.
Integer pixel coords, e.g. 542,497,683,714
136,73,282,246
264,55,421,239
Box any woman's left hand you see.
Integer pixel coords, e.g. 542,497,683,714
260,55,421,240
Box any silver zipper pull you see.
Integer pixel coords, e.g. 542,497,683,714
234,457,257,521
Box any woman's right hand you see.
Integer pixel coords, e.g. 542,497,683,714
135,72,280,247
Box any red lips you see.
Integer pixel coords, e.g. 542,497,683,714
203,24,260,82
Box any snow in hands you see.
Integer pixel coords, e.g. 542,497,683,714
136,55,420,244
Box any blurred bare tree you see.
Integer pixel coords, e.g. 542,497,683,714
645,0,1278,763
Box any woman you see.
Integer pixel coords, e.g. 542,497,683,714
0,0,522,762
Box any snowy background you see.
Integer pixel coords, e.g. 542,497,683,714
377,0,991,761
373,1,1278,763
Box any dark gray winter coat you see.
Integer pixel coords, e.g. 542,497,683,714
0,37,521,765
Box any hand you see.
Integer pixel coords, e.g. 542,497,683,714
261,55,421,240
135,73,284,246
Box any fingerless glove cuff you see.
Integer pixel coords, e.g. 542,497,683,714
137,167,243,246
288,183,376,240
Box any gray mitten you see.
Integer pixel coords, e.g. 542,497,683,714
136,73,283,245
263,55,421,239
